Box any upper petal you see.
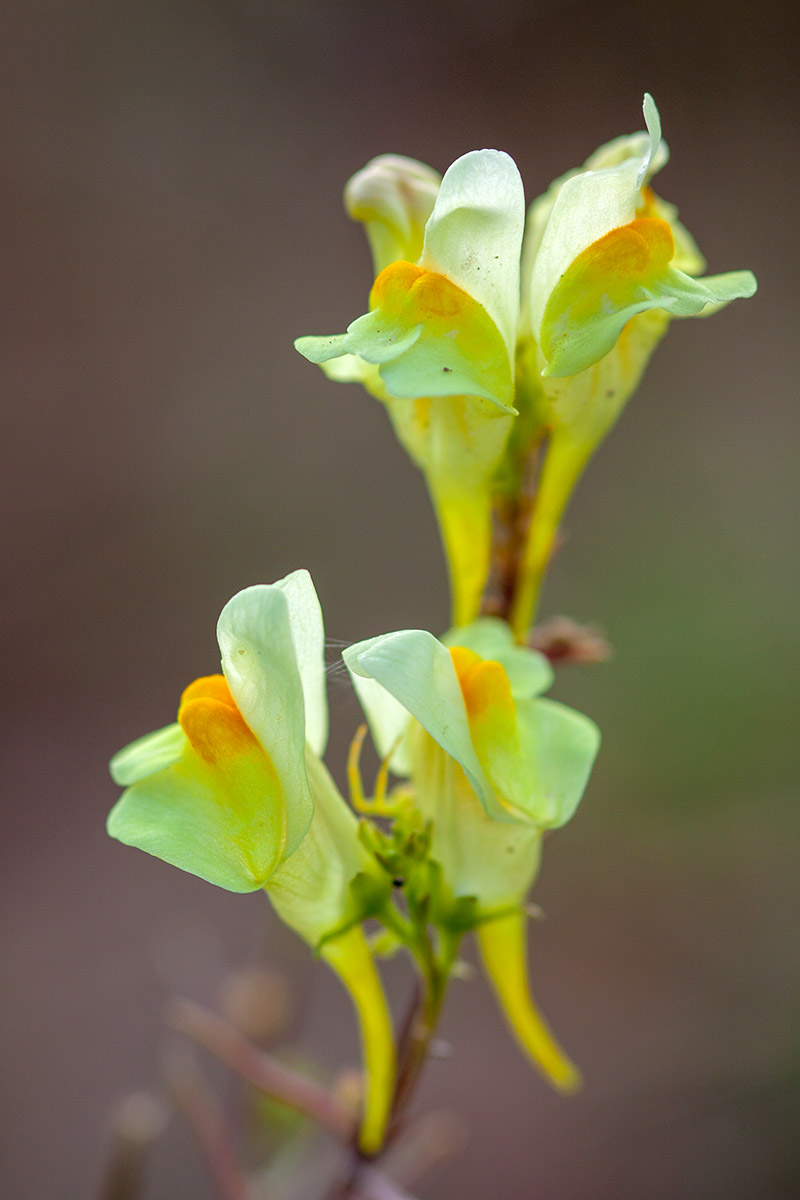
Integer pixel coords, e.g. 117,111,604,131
420,149,525,363
217,582,314,858
529,93,663,340
272,569,328,757
344,629,495,814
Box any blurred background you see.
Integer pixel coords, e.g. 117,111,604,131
2,1,798,1196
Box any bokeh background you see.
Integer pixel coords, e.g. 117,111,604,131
2,1,798,1196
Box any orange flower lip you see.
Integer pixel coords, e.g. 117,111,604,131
178,673,258,765
370,259,481,324
449,646,515,726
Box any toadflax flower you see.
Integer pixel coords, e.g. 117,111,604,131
107,570,394,1153
344,617,600,1091
509,93,758,634
296,151,525,628
296,97,757,638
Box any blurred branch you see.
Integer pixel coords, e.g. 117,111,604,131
168,998,354,1141
356,1165,420,1200
165,1049,259,1200
380,1109,467,1187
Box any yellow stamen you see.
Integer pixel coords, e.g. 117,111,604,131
347,723,406,817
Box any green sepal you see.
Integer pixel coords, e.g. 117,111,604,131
348,869,394,922
368,927,404,959
436,891,481,935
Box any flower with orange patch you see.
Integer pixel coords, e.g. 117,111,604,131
343,615,599,1091
296,149,525,628
108,570,396,1153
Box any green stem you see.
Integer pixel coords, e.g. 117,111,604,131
389,925,460,1127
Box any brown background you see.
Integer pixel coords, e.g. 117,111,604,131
2,1,798,1197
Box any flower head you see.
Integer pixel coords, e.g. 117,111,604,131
508,94,758,635
108,571,325,894
344,617,599,1090
526,94,756,380
108,571,395,1153
295,98,757,636
296,151,525,626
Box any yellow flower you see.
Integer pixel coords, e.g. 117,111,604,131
344,617,599,1090
295,99,757,638
510,95,757,635
108,571,395,1153
296,151,525,626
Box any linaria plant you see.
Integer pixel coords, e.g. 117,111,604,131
108,95,756,1198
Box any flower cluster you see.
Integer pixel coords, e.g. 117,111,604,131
108,95,755,1158
109,571,598,1144
296,94,756,634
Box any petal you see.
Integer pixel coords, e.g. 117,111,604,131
420,149,525,363
443,617,554,698
344,629,496,814
110,722,185,786
217,585,313,858
515,697,600,828
348,670,413,775
296,249,516,411
409,724,542,908
272,569,328,757
542,211,758,376
529,93,662,340
345,154,441,274
294,332,357,364
338,265,516,411
107,739,287,893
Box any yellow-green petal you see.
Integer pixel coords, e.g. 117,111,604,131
217,584,313,859
541,214,757,378
107,730,287,893
344,629,495,814
110,722,185,787
529,93,662,341
420,148,525,363
345,154,441,274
